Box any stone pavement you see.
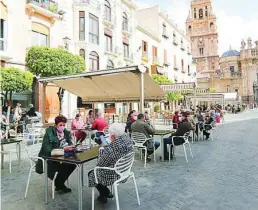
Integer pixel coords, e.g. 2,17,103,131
1,113,258,210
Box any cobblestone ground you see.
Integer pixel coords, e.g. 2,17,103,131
1,110,258,210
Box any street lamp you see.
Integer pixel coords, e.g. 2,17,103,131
63,36,71,50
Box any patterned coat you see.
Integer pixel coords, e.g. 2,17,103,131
88,134,133,187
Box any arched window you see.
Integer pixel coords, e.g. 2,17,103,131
122,12,128,31
188,25,192,31
107,60,114,69
210,22,214,29
199,9,203,19
194,8,196,18
79,49,85,60
89,51,99,71
104,0,111,22
162,23,166,35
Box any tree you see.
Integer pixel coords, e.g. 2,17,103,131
167,92,182,101
1,67,33,101
26,46,86,113
152,74,173,85
208,88,216,93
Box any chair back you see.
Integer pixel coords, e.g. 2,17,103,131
26,143,42,166
114,152,135,178
103,126,109,136
183,132,190,141
131,132,148,147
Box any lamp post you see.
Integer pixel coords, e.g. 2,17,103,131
63,36,71,50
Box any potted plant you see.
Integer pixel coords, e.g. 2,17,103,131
49,5,57,12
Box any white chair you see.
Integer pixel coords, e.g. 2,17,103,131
24,143,58,199
168,132,193,163
91,152,140,210
131,132,156,168
202,123,218,141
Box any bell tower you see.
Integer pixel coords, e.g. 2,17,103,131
186,0,219,81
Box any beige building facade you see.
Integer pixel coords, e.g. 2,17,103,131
186,0,219,88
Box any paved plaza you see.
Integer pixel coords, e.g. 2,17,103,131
1,110,258,210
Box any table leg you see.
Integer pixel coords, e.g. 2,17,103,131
160,135,164,161
81,164,84,186
18,143,21,171
77,165,82,210
1,145,4,169
44,159,49,204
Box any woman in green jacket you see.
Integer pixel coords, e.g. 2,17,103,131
36,115,76,193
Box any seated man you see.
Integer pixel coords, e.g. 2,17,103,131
71,114,87,143
88,123,133,204
131,113,160,162
163,112,194,160
203,114,214,140
91,112,108,144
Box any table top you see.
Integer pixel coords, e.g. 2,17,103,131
1,139,22,145
43,146,99,164
154,130,172,136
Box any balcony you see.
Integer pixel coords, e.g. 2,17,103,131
173,38,178,45
221,72,242,79
79,31,85,41
89,32,99,45
104,44,118,56
75,0,100,10
174,66,179,71
181,69,186,74
27,0,58,13
162,33,169,39
103,12,115,28
187,47,191,55
163,61,170,67
142,51,148,62
122,23,132,38
180,44,185,51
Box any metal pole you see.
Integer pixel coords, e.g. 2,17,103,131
193,83,197,112
140,73,144,113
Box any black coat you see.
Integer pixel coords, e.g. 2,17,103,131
172,119,193,137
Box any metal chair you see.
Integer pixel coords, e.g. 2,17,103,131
92,152,140,210
168,132,193,163
131,132,156,168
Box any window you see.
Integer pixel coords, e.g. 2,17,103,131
199,48,204,56
0,19,6,51
79,49,85,60
31,31,48,46
174,55,177,68
162,23,166,35
104,0,111,22
164,49,167,64
142,41,148,57
199,9,203,19
79,11,85,41
89,14,99,44
188,65,190,74
188,25,192,31
152,46,157,61
89,51,99,71
230,66,234,75
105,34,112,52
194,8,196,18
123,43,129,58
210,22,214,29
181,59,184,72
122,12,128,31
107,59,114,69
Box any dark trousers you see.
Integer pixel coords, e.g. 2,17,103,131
47,162,76,187
203,125,212,138
163,136,185,158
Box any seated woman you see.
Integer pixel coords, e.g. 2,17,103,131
203,114,214,140
36,115,76,193
88,123,133,204
71,114,87,143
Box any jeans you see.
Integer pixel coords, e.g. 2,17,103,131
163,136,185,158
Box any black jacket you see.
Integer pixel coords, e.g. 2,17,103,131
172,119,193,137
27,107,37,117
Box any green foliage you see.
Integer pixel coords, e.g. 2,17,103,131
48,5,57,12
1,67,33,94
152,74,173,85
209,88,216,93
26,46,85,77
167,92,182,101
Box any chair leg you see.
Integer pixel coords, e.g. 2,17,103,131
168,145,171,162
144,148,147,168
132,174,140,205
188,142,193,158
9,154,12,174
24,166,34,198
183,144,188,163
91,187,95,210
153,145,156,163
52,172,58,199
114,184,120,210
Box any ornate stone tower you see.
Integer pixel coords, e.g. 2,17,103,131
186,0,219,87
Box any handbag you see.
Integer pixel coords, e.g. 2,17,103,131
51,149,64,156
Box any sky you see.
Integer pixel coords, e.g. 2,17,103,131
135,0,258,55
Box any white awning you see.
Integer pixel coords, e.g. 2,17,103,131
38,66,165,102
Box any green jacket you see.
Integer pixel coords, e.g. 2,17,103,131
38,126,73,158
